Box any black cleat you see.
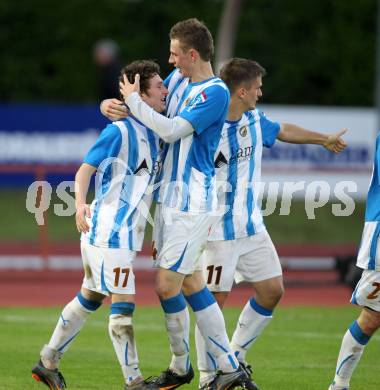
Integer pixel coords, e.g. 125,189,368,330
207,366,248,390
32,360,66,389
239,362,259,390
125,377,160,389
151,364,194,389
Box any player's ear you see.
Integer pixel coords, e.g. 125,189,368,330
237,87,246,99
188,48,198,63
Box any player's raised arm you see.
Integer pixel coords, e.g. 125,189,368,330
277,123,348,153
119,73,194,143
100,98,129,121
74,163,96,233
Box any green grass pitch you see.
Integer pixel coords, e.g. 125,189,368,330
1,305,379,389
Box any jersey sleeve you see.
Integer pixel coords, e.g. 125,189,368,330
376,134,380,183
180,84,230,135
83,123,122,168
259,110,280,148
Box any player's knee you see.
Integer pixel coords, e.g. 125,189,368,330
359,309,380,334
76,291,103,313
109,302,135,339
155,272,181,299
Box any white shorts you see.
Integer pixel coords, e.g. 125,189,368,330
80,240,136,296
351,269,380,312
357,221,380,270
200,230,282,292
152,204,214,275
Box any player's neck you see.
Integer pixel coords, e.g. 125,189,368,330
190,61,214,83
227,97,245,121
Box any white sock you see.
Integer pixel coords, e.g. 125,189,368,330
186,287,238,373
195,324,217,386
160,293,190,375
332,321,369,388
109,302,142,385
230,298,273,363
42,293,101,369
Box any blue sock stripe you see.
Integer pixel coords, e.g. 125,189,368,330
76,292,102,311
208,336,228,353
185,287,216,312
227,354,238,370
349,320,370,345
57,331,80,352
110,302,135,315
336,354,354,376
183,339,190,353
249,298,272,317
242,335,258,348
207,352,217,370
160,293,187,314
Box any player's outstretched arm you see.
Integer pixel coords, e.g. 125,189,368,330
277,123,348,153
75,163,97,233
119,74,194,142
100,98,129,121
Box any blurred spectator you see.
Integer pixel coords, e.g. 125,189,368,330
93,39,122,101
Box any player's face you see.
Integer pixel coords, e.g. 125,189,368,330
241,77,263,110
141,74,168,113
169,39,193,77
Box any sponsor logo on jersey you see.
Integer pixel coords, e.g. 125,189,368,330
133,159,149,176
214,151,228,168
239,126,247,137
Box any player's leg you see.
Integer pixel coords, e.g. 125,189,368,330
97,245,147,388
41,287,104,369
195,239,238,388
230,231,283,363
152,206,208,381
230,275,283,362
183,271,248,389
109,293,145,388
155,207,246,389
329,270,380,390
32,242,105,389
155,267,191,378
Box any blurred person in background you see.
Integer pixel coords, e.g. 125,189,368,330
31,60,167,390
93,39,123,101
328,133,380,390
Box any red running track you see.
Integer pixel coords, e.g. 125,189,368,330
0,270,352,307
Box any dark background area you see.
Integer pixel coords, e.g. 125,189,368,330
0,0,376,105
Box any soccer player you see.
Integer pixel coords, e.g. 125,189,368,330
31,60,168,390
328,134,380,390
194,57,347,389
119,19,248,390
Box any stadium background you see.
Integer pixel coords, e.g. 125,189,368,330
1,0,379,389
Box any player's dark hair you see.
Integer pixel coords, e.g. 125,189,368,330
120,60,160,97
220,58,266,94
169,18,214,61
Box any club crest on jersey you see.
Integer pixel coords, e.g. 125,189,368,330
186,91,207,111
239,126,247,137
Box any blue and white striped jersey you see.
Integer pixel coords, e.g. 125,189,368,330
208,109,280,241
81,116,163,250
357,133,380,270
158,69,230,212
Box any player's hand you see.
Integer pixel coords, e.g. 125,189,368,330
100,98,129,121
323,128,348,153
120,73,140,103
75,204,91,233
